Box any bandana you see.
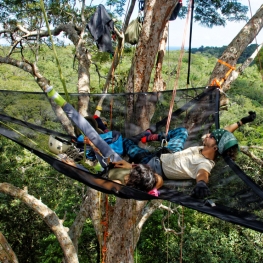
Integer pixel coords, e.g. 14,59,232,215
211,129,238,154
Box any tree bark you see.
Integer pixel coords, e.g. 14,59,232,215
0,232,19,263
185,4,263,134
126,0,178,93
125,0,178,134
209,5,263,92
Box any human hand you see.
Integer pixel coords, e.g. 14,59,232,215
241,111,256,124
191,180,210,199
112,160,132,169
83,136,90,144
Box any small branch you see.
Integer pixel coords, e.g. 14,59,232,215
240,146,263,167
222,43,263,90
137,200,163,230
161,205,185,236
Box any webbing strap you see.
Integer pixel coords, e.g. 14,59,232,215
0,113,74,142
223,155,263,200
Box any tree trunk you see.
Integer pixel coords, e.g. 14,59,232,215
126,0,177,93
209,5,263,92
0,232,19,263
125,0,177,134
185,4,263,134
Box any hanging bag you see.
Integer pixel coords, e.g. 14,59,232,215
124,17,143,45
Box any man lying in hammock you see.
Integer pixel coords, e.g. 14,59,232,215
45,86,163,196
45,85,256,198
120,111,256,199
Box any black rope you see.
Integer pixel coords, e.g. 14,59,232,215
187,0,194,85
223,155,263,200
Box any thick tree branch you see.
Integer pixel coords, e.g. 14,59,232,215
0,183,79,263
209,5,263,92
0,232,18,263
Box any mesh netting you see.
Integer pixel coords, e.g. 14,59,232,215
1,87,263,232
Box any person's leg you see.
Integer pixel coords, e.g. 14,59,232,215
166,127,188,152
45,86,122,166
63,103,122,165
123,138,155,164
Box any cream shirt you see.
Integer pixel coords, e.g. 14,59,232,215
160,146,215,180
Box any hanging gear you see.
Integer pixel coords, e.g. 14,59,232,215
124,17,143,45
48,135,72,154
139,0,144,11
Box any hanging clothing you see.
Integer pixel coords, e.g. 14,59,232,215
137,1,182,21
86,4,115,54
169,0,183,21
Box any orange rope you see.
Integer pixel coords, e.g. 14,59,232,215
165,0,193,135
101,194,109,263
84,136,111,165
210,59,236,88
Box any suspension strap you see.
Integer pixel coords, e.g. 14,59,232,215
210,59,236,88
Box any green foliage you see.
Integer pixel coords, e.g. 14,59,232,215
138,206,263,263
180,0,248,27
0,136,98,262
191,44,259,64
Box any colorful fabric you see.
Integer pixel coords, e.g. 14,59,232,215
123,127,188,164
211,129,238,154
63,103,122,166
77,131,123,160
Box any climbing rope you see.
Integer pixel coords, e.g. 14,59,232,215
165,0,193,135
101,194,109,263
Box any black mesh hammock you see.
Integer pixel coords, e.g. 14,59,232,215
1,87,263,232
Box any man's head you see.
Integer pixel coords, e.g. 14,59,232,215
210,129,238,154
202,129,239,160
126,164,157,192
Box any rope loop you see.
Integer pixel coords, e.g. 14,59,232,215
210,59,236,88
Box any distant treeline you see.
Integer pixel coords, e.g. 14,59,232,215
190,44,258,64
